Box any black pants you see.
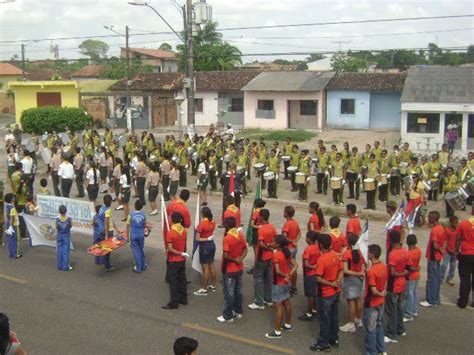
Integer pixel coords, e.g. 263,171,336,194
136,177,146,205
162,175,170,201
316,173,328,194
178,166,187,187
347,172,359,199
259,172,266,190
283,160,290,179
457,254,474,308
210,170,217,190
191,159,197,175
267,178,277,198
366,189,376,209
75,169,85,197
166,261,187,307
332,188,343,204
390,175,400,195
298,183,308,201
52,171,61,196
290,172,297,191
428,189,439,201
445,199,454,218
378,183,388,202
61,178,73,198
239,172,247,195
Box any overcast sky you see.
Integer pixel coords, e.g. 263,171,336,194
0,0,473,62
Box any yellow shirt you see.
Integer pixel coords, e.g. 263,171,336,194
332,160,345,178
409,181,424,200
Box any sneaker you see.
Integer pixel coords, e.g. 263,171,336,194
216,316,234,323
265,330,281,339
400,332,407,337
207,285,217,292
281,324,292,332
379,352,388,355
298,313,314,321
248,303,265,310
150,210,158,216
446,279,455,286
339,322,356,333
339,202,344,206
309,344,331,352
194,288,208,296
355,319,363,328
264,301,274,307
330,202,337,206
403,317,414,323
233,311,243,319
105,266,116,272
420,301,434,307
68,266,74,271
384,336,398,344
329,340,339,348
246,267,254,275
115,205,124,210
413,313,418,317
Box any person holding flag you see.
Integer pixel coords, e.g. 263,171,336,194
245,197,265,275
193,207,217,296
404,173,425,225
385,201,406,259
167,189,191,228
220,163,242,210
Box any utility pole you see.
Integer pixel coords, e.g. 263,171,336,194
125,25,133,131
186,0,195,125
21,44,26,80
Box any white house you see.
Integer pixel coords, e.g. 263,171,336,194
307,57,332,71
400,66,474,155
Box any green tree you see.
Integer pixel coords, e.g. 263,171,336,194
331,53,368,73
99,56,154,80
78,39,109,62
159,42,173,51
306,53,324,62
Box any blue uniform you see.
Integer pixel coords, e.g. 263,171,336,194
96,205,112,269
129,210,147,272
5,203,18,259
56,216,72,271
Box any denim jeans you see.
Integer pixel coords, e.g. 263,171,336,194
440,253,456,282
317,293,340,347
254,259,272,305
223,271,243,320
384,292,405,340
363,305,386,355
404,279,419,318
426,259,441,305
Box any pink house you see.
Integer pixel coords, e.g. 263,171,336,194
242,71,334,130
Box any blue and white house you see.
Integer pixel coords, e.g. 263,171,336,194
325,73,406,130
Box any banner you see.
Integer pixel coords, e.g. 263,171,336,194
23,214,75,250
37,195,94,234
245,179,261,244
356,221,369,263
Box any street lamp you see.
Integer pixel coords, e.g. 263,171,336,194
174,91,185,140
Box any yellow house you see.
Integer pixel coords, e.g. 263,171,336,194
8,81,79,123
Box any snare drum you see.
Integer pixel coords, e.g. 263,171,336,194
445,191,466,211
378,174,389,185
187,147,194,156
295,172,306,184
263,171,275,180
311,158,318,165
330,177,342,190
363,178,376,191
282,155,291,162
223,154,231,163
236,165,245,174
172,155,181,164
422,180,431,191
287,166,298,173
399,162,409,175
253,163,265,172
192,152,199,161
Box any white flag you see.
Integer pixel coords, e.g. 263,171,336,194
23,214,74,250
356,222,369,263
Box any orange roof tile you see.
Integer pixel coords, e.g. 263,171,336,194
0,62,23,76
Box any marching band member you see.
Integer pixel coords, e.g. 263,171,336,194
283,137,292,180
341,141,350,164
378,150,390,203
209,150,218,191
365,154,379,210
371,141,382,161
289,144,300,192
389,145,401,196
297,150,311,202
197,155,210,206
316,146,329,195
236,148,248,195
405,173,425,218
428,153,442,201
266,149,280,198
257,142,268,189
443,167,458,217
347,147,362,200
458,158,472,206
331,152,346,206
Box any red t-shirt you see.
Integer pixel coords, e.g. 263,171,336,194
196,218,216,240
456,218,474,255
445,226,458,254
167,200,191,228
316,250,342,298
342,249,365,272
329,229,347,254
258,223,277,261
365,262,388,308
346,217,362,237
407,247,422,281
302,244,320,276
273,250,292,285
166,223,187,262
252,208,261,225
282,219,301,248
223,204,241,226
222,228,247,273
387,248,412,293
308,214,322,232
426,224,446,261
386,225,402,251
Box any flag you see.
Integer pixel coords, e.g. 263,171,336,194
245,179,262,244
161,195,169,248
191,191,202,273
384,200,405,232
356,221,369,263
23,214,74,250
407,204,421,233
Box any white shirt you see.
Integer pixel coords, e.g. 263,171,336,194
7,153,19,167
120,174,130,188
21,157,33,174
198,162,207,175
86,168,99,184
58,162,75,179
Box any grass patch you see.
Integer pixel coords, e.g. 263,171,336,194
237,128,316,143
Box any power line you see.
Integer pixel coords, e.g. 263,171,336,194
218,14,474,31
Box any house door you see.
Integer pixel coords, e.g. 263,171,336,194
444,113,463,150
37,92,61,107
288,100,318,129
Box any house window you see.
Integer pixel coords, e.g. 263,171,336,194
407,113,440,133
37,92,62,107
257,100,274,111
340,99,355,114
300,100,317,115
230,98,243,112
194,98,203,112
